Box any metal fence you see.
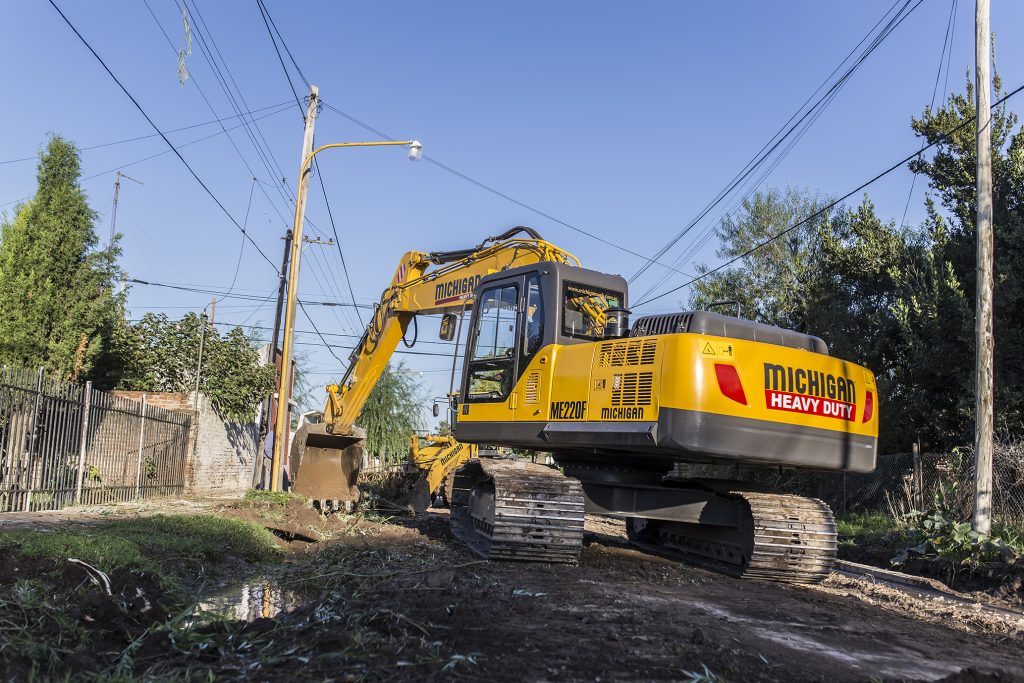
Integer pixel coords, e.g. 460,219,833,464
0,367,192,513
767,446,1024,525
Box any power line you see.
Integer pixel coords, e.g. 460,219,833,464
141,0,293,221
635,81,1024,308
255,0,310,87
204,319,453,346
48,0,279,271
0,104,295,210
125,277,373,308
215,178,256,303
0,100,292,166
318,100,695,280
900,0,958,229
181,0,298,216
631,0,924,296
252,1,365,329
298,300,344,363
255,0,304,117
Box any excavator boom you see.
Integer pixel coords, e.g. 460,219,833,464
289,227,578,503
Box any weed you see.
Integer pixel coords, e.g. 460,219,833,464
682,663,726,683
892,481,1023,567
835,512,899,537
241,489,296,506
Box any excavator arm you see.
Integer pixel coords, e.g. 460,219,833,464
321,227,578,435
289,227,578,506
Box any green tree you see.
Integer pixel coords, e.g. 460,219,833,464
356,361,427,464
112,312,274,421
689,187,835,330
687,67,1024,452
909,69,1024,433
0,135,122,380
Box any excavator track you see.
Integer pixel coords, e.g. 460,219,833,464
629,491,836,584
450,459,585,563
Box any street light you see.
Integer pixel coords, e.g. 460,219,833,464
269,106,422,492
408,140,423,161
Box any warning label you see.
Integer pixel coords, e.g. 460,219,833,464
765,390,855,421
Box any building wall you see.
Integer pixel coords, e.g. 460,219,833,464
110,391,257,498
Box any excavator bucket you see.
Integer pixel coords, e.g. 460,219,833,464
289,423,365,511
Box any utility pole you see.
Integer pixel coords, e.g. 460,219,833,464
258,229,294,461
270,85,318,492
194,296,215,412
109,171,143,247
973,0,994,535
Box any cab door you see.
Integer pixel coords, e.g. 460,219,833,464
460,277,523,423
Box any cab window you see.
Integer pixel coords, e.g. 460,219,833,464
562,281,623,341
524,275,544,359
467,284,519,400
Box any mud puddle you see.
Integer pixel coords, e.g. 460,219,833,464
191,574,303,623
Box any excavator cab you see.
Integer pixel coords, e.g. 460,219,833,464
452,262,628,441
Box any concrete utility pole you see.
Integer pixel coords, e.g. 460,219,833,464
270,85,318,492
973,0,994,535
109,171,143,247
194,296,216,412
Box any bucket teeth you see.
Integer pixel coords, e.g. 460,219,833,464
450,460,585,564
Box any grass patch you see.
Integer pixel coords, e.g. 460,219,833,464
0,514,281,595
241,489,300,507
0,514,284,681
835,512,901,537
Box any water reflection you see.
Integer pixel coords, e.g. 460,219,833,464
193,577,303,622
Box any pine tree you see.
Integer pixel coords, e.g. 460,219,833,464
0,135,122,381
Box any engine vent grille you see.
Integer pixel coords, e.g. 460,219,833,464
524,371,540,404
597,339,657,367
612,372,654,406
630,313,693,337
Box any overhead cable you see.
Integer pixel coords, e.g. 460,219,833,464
634,81,1024,308
48,0,278,270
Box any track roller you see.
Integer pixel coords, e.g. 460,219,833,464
628,491,836,584
450,459,585,563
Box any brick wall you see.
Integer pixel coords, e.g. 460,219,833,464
111,391,257,498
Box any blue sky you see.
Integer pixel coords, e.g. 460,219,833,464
2,1,1020,417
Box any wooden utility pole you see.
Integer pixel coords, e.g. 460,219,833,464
109,171,143,247
973,0,994,535
270,85,318,492
257,228,294,467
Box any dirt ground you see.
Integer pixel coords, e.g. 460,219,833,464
213,503,1024,682
5,498,1024,682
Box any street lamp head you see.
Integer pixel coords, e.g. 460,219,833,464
407,140,423,162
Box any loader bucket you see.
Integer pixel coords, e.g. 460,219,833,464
289,423,365,507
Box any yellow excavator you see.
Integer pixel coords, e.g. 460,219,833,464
406,433,479,511
291,226,878,583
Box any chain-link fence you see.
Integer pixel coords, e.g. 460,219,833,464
0,366,192,512
763,445,1024,525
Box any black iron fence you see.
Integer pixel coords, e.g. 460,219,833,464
0,367,192,512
